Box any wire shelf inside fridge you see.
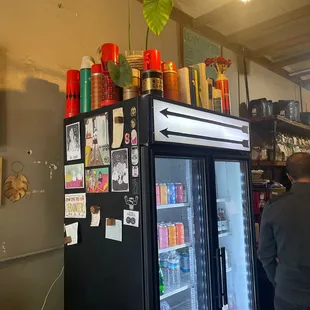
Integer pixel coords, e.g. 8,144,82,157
160,284,191,300
158,243,191,254
157,203,190,210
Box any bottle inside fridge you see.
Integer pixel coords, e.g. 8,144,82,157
156,157,208,310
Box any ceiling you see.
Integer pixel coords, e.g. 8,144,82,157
160,0,310,90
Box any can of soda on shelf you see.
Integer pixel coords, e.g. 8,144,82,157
158,223,168,249
159,184,168,205
156,183,161,206
175,183,185,203
167,183,176,204
167,223,177,247
175,222,185,245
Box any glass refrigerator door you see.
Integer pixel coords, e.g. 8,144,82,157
155,157,209,310
214,160,254,310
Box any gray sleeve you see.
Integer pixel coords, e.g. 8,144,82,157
258,205,277,287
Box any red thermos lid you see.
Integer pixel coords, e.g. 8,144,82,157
101,43,119,63
144,49,161,71
67,70,80,82
91,64,102,74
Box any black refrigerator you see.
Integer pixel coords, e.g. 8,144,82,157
64,95,258,310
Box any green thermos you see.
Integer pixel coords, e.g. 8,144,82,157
80,56,95,113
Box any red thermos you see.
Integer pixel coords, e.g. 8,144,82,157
65,70,80,118
101,43,121,106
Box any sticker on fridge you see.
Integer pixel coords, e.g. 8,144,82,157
111,148,129,192
131,146,139,165
85,113,110,167
65,163,84,189
65,193,86,218
66,122,81,161
123,210,139,228
90,205,101,227
85,168,109,193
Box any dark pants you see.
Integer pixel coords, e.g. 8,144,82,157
275,296,310,310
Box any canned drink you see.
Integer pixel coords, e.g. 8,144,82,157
175,222,185,245
158,223,168,249
175,183,185,203
160,184,168,205
156,184,161,206
167,223,177,247
167,183,176,204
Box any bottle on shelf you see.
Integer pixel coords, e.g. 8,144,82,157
160,253,169,287
168,251,181,289
159,259,165,295
179,249,190,273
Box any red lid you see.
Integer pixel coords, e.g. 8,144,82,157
91,64,102,74
67,70,80,82
101,43,119,63
143,49,161,71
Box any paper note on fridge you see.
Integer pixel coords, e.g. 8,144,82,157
65,222,79,246
105,219,122,242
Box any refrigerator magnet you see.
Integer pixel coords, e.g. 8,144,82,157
131,119,136,129
131,129,137,146
130,106,136,117
131,146,139,165
123,210,139,228
132,166,139,178
124,195,139,210
132,179,139,195
124,133,130,145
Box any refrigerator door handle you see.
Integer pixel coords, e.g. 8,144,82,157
220,247,228,307
216,248,224,309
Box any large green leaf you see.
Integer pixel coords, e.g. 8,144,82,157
143,0,173,36
108,54,132,88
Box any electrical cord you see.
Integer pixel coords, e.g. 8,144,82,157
40,266,64,310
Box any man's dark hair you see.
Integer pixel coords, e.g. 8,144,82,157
286,152,310,180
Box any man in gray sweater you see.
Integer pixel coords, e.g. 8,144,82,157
259,152,310,310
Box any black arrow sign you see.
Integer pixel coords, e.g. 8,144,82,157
160,108,249,134
160,128,249,148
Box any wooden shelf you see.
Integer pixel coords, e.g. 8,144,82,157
250,116,310,136
252,160,286,167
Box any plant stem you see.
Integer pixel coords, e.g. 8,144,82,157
128,0,131,52
145,27,150,51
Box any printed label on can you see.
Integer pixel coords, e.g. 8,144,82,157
142,77,163,92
